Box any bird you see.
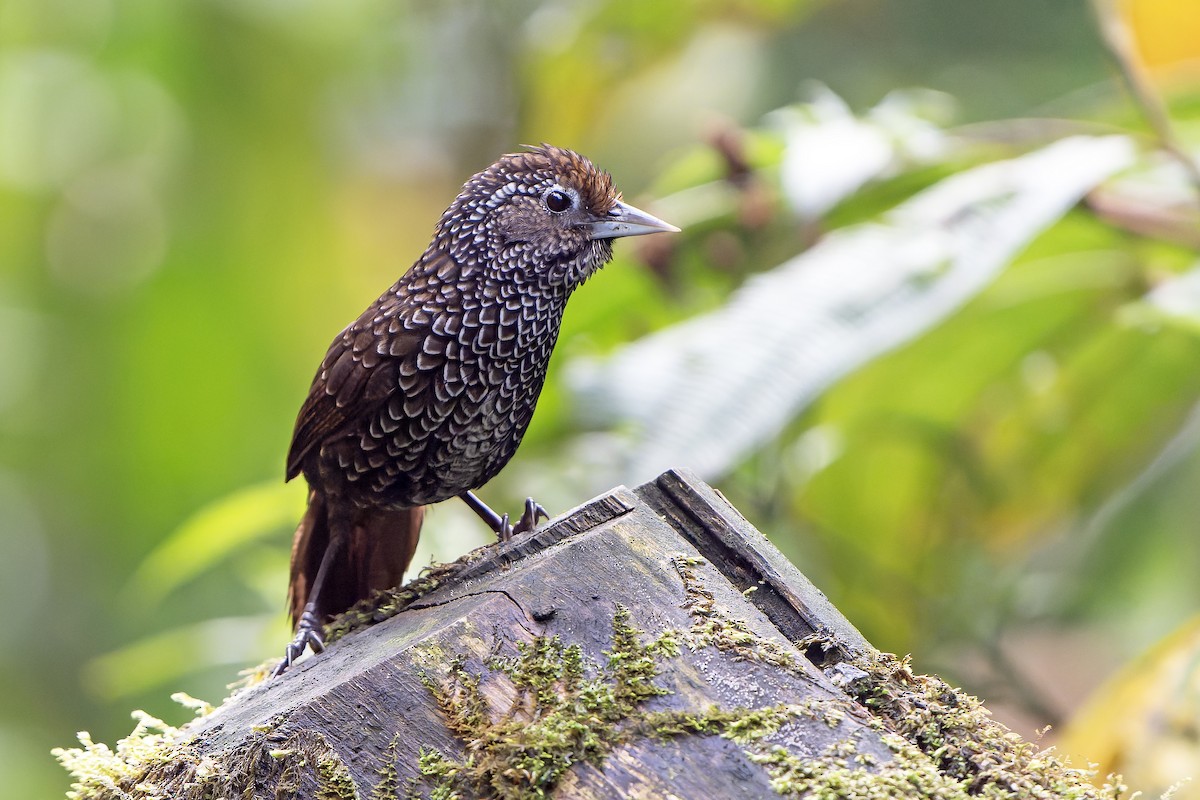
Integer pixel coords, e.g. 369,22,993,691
275,144,679,675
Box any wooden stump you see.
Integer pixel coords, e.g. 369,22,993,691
79,469,1119,799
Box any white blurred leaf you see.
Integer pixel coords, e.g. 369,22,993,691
777,85,954,218
568,135,1138,488
1146,260,1200,320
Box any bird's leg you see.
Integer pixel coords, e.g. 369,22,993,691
273,527,345,678
459,490,503,533
459,491,548,542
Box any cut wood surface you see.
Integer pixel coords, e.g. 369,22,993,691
184,469,887,797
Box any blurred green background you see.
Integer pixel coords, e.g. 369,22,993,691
4,0,1200,797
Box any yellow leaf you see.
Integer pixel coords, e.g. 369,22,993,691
1060,613,1200,798
1121,0,1200,80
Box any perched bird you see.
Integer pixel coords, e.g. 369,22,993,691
276,145,678,675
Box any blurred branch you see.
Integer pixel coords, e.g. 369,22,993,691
1087,188,1200,248
953,117,1124,148
1090,0,1200,195
1076,398,1200,559
982,637,1065,729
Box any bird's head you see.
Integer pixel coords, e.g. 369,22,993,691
435,144,678,291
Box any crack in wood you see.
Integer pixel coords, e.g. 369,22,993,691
410,587,543,632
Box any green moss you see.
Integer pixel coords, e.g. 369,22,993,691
411,604,883,800
802,634,1130,800
750,735,968,800
415,602,961,800
52,693,369,800
317,747,360,800
671,555,798,670
639,703,803,745
371,735,403,800
324,558,467,645
53,709,187,800
412,605,681,800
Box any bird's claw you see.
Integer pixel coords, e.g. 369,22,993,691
496,498,548,543
272,610,325,678
513,497,548,535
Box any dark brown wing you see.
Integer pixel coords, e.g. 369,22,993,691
285,292,423,481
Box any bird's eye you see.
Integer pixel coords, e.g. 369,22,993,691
543,188,573,214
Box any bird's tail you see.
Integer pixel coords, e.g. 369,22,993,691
288,490,424,628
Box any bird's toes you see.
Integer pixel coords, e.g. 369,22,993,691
272,614,326,678
497,513,515,542
513,497,548,535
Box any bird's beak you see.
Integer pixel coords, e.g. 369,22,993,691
587,200,681,239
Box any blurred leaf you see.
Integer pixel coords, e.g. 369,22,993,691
82,615,280,700
1121,0,1200,77
776,85,954,219
769,206,1200,650
1144,259,1200,326
1060,614,1200,799
126,481,306,608
569,133,1137,488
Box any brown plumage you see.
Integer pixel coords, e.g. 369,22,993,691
275,145,678,675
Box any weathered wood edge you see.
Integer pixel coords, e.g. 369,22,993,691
635,468,870,662
399,467,870,669
451,490,637,583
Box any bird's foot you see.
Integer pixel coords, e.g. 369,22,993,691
272,610,325,678
514,497,548,535
497,513,514,542
496,498,549,542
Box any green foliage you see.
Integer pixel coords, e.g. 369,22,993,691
4,0,1199,797
129,480,306,606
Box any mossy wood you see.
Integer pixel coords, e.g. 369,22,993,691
118,469,1116,799
182,469,879,797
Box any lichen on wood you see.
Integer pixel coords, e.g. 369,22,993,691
407,604,823,800
53,696,360,800
411,606,678,799
805,634,1130,800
